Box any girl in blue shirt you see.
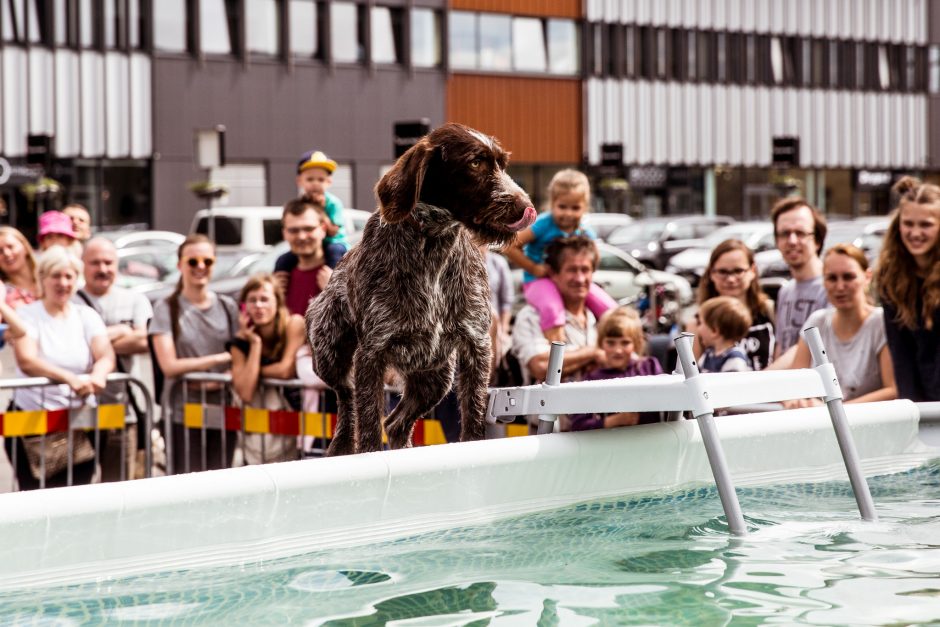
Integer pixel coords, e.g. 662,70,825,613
504,169,616,341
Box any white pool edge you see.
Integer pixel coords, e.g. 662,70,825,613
0,399,936,590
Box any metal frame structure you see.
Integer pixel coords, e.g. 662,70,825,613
487,327,878,535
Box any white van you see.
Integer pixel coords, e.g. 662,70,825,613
190,206,373,251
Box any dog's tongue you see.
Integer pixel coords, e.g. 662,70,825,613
506,206,537,231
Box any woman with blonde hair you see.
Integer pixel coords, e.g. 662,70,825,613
0,226,39,308
875,176,940,402
229,273,306,463
785,244,895,407
7,245,114,489
696,239,775,370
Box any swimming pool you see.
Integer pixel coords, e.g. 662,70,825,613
0,460,937,624
0,401,936,624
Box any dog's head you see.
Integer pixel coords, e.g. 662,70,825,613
375,123,536,245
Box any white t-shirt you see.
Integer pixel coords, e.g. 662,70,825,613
13,301,108,410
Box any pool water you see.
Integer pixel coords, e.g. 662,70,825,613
2,460,938,626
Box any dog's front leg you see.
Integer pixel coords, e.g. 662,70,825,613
385,364,455,449
455,340,491,442
352,351,388,453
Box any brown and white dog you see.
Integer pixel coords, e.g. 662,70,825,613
306,123,535,455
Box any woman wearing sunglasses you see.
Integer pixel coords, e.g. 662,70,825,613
695,239,775,370
150,234,239,473
784,244,896,407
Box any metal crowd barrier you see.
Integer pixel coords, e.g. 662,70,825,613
169,373,530,475
0,373,154,491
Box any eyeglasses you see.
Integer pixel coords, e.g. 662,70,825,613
775,229,814,241
285,226,320,236
185,256,215,268
711,267,750,279
694,313,701,324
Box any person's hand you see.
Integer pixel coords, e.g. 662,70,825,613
531,264,548,278
593,348,608,368
316,266,333,290
324,220,339,236
273,271,289,292
67,374,95,397
89,372,108,394
782,397,823,409
236,310,256,340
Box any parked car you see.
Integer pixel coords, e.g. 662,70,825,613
190,206,372,251
510,242,694,314
581,212,633,242
607,215,736,269
97,229,185,251
665,222,775,287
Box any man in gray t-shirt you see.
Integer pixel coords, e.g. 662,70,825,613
768,197,829,364
774,276,828,354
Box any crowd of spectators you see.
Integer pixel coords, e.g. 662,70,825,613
0,166,938,489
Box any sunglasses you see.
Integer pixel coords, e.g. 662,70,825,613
184,256,215,269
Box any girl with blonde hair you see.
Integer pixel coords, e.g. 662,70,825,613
875,176,940,402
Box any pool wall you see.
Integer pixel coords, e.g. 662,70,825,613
0,400,934,590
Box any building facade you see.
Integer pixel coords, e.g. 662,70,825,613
2,0,940,240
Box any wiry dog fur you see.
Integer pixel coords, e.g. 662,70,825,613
305,123,535,455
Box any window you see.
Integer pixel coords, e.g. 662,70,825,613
128,0,142,48
800,39,812,86
716,32,727,82
624,24,636,77
371,6,403,65
547,19,577,75
289,0,318,58
201,0,232,55
829,40,840,87
104,0,116,47
2,0,23,42
697,31,713,81
247,0,278,56
512,17,545,72
79,0,94,47
812,39,826,86
410,8,440,68
855,41,866,89
589,22,602,76
478,13,510,71
153,0,187,52
448,11,476,69
27,0,46,43
745,34,756,83
331,1,362,63
263,220,282,245
655,28,669,79
877,44,890,89
930,46,940,93
54,0,68,45
770,36,795,85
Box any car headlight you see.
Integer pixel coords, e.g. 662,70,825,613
631,249,642,258
646,242,658,252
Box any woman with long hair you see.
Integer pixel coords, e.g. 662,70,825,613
149,234,239,472
230,273,306,463
784,244,896,407
0,226,39,308
696,239,776,370
875,176,940,402
8,246,114,489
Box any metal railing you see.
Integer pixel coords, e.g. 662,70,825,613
1,373,154,491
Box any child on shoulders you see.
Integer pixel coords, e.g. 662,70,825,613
696,296,753,373
504,169,617,342
570,307,664,431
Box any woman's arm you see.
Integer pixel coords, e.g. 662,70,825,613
0,300,28,340
87,333,116,393
150,333,231,379
14,335,94,396
260,316,305,380
847,344,897,404
230,337,263,403
501,229,544,276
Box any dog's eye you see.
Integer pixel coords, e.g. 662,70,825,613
469,159,482,169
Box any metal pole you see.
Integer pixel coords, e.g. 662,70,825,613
675,333,748,536
537,342,565,435
803,326,877,522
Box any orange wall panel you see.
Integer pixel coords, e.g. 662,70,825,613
446,75,582,164
450,0,581,18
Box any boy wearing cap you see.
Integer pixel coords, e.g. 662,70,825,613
294,150,349,268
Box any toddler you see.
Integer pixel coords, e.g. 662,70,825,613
570,307,664,431
696,296,753,373
276,150,349,274
504,169,617,342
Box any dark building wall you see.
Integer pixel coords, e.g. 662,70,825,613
151,58,446,233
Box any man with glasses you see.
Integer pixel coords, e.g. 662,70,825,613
274,198,332,316
769,197,829,368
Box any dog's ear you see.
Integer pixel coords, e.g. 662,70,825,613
375,139,431,224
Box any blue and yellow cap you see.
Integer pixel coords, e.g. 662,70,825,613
297,150,337,174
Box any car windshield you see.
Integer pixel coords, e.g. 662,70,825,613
702,224,767,248
608,220,669,242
